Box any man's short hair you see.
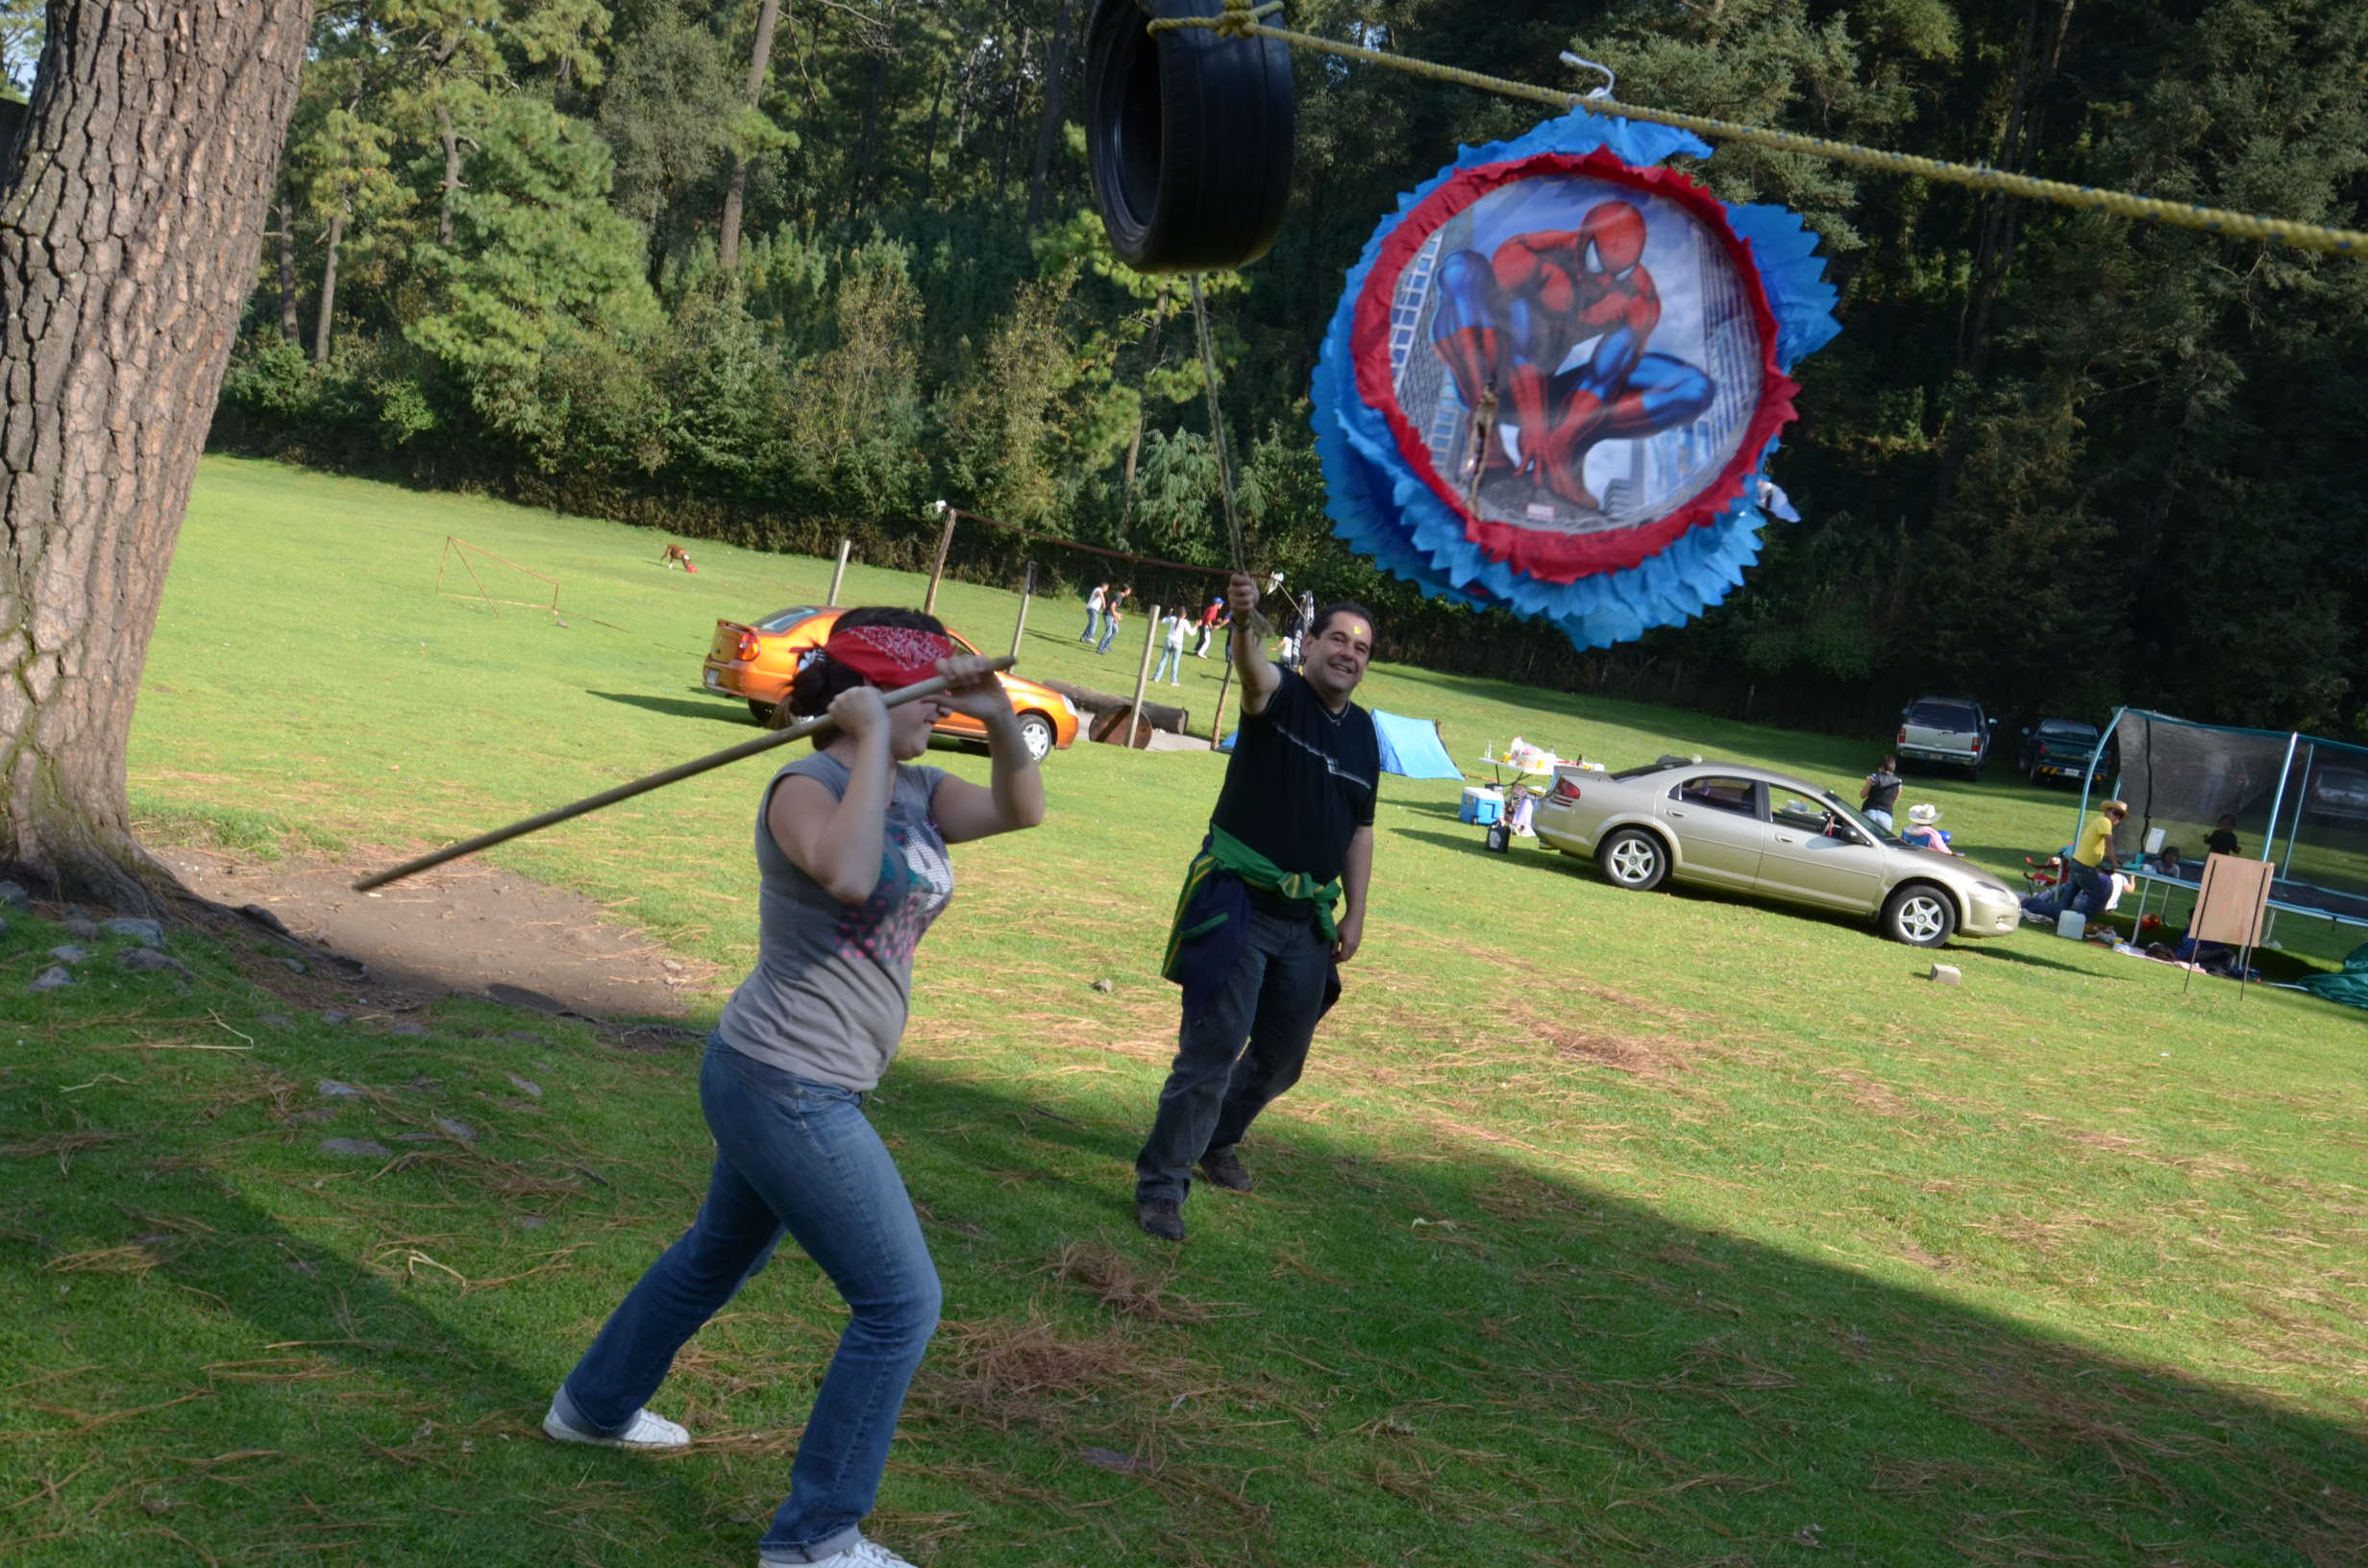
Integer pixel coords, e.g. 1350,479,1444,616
1879,754,1897,770
1310,601,1378,645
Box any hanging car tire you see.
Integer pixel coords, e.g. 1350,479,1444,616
748,698,776,725
1597,828,1669,892
1882,882,1959,947
1083,0,1295,273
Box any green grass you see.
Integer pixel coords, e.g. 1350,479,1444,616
1,453,2361,1565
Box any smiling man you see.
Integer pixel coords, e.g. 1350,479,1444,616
1133,575,1381,1241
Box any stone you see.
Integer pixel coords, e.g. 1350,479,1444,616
318,1079,367,1100
48,944,90,963
119,949,186,975
101,918,165,950
435,1117,477,1141
259,1014,294,1028
1091,977,1115,993
284,1109,336,1125
510,1213,549,1231
659,958,683,973
392,1132,441,1143
320,1138,391,1159
276,957,308,974
61,918,99,939
28,966,74,992
0,881,31,911
1928,964,1963,985
388,1021,431,1038
320,1011,350,1025
506,1073,543,1099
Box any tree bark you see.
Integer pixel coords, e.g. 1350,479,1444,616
312,204,345,365
918,64,946,202
433,99,462,248
277,182,302,343
1024,0,1078,230
0,0,315,911
718,0,783,275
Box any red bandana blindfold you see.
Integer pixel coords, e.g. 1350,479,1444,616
819,625,957,689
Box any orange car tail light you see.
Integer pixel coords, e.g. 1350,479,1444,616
733,630,757,662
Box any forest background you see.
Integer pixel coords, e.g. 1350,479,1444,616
11,0,2360,739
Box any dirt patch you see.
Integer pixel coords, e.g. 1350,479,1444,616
163,846,714,1020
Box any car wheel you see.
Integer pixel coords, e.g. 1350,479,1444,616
1883,883,1958,947
1598,828,1668,892
1017,712,1056,762
748,699,776,725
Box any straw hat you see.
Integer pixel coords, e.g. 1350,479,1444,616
1907,803,1941,826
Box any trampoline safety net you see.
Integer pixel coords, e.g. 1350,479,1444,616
2106,709,2368,924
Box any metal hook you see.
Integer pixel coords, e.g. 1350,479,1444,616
1559,52,1616,100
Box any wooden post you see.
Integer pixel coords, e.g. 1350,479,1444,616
923,502,958,614
826,536,851,605
1129,603,1160,748
1011,559,1036,659
1208,647,1233,750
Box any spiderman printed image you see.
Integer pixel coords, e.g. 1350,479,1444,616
1428,193,1717,516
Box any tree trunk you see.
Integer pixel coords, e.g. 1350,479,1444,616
718,0,783,275
433,99,462,248
918,65,946,202
0,0,315,911
1024,0,1078,230
312,204,345,365
276,182,301,342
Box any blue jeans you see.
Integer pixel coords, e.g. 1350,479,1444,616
1080,607,1104,642
1135,906,1332,1205
554,1037,940,1563
1154,646,1182,683
1097,620,1122,654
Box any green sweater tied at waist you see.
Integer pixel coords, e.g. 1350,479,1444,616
1161,825,1341,984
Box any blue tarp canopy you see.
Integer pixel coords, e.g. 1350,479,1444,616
1220,709,1463,781
1372,710,1462,779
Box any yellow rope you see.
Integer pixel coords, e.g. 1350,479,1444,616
1145,7,2367,256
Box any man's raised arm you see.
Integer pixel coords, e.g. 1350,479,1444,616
1227,572,1283,717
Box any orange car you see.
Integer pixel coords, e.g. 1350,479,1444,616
702,605,1080,762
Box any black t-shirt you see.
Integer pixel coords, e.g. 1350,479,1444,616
2205,828,2240,857
1211,670,1379,884
1865,771,1902,813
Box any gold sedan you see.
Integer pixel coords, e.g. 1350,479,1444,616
1531,759,2023,946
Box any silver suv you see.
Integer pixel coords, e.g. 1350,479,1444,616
1897,697,1996,780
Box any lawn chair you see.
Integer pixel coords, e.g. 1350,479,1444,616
2023,853,2067,895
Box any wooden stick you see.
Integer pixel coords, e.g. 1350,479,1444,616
352,658,1015,892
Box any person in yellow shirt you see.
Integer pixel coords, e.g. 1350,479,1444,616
2024,798,2129,921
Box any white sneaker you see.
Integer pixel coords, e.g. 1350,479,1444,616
542,1401,690,1450
763,1537,920,1568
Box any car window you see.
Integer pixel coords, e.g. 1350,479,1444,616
1773,795,1838,833
1613,764,1674,781
753,606,822,633
1671,775,1761,818
2035,721,2096,740
1908,702,1978,729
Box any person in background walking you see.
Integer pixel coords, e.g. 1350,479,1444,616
1097,585,1133,654
1860,755,1903,832
1192,596,1228,657
1153,609,1191,684
1080,582,1109,645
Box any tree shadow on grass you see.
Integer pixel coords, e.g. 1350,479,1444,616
12,1014,2364,1568
876,1063,2368,1568
587,689,760,725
